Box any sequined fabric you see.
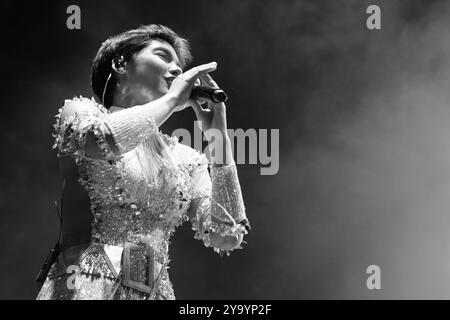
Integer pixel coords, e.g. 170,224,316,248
37,96,249,300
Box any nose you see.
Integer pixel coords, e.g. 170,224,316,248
169,64,182,77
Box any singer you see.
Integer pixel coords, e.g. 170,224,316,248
36,24,250,300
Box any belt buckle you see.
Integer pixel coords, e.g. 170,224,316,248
121,242,161,295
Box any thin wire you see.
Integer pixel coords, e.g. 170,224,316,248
55,178,66,247
102,72,112,106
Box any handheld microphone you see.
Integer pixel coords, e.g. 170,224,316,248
190,85,228,103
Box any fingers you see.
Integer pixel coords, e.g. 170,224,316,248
200,73,220,89
183,62,217,82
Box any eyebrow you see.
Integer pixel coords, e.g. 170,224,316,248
154,46,181,68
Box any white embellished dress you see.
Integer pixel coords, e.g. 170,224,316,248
36,96,250,300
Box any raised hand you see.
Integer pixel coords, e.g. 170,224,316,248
190,73,229,141
167,62,217,112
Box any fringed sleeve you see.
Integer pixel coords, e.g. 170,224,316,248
188,150,251,256
52,96,158,163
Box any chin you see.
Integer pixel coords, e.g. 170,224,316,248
160,85,170,94
151,88,168,100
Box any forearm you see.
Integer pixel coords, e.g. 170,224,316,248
188,149,250,253
209,133,234,166
206,120,250,250
206,162,250,253
104,94,177,155
210,162,247,223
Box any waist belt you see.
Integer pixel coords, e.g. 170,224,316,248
71,242,165,295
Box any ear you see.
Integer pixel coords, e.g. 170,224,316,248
111,56,127,75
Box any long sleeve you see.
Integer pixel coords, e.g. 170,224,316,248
52,96,158,163
188,151,250,256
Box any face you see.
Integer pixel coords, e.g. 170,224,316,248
122,38,182,102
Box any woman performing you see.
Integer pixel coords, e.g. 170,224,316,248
36,24,250,300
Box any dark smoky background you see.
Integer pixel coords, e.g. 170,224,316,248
1,0,450,299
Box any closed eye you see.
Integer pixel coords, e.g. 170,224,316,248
155,51,170,62
153,47,181,68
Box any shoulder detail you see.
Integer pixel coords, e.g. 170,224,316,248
51,96,115,160
53,96,107,142
56,96,106,125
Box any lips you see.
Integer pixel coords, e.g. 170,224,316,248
165,76,176,89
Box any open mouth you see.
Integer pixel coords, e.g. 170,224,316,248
165,76,176,89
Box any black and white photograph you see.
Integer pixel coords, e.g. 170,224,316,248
1,0,450,302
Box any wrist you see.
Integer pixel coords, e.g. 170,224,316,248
162,93,179,112
210,136,233,166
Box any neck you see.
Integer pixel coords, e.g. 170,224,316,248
111,85,159,109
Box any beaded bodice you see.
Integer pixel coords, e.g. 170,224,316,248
81,134,208,260
54,97,214,261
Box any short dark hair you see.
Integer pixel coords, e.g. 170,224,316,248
91,24,192,108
